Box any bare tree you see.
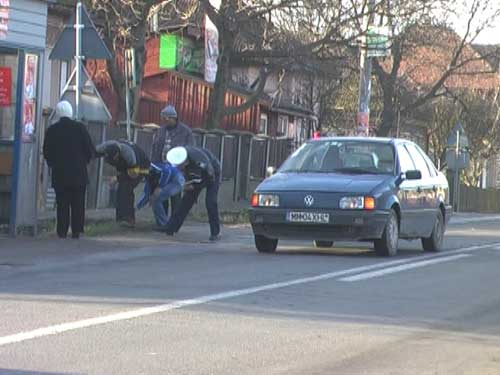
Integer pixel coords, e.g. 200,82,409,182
199,0,374,129
372,0,500,136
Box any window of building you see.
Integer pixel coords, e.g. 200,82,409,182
259,113,268,135
0,48,19,141
277,115,288,137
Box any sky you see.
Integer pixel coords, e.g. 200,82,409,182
452,0,500,45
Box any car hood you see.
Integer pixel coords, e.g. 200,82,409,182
257,172,391,194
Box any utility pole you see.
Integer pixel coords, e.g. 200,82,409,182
357,0,376,136
75,1,83,120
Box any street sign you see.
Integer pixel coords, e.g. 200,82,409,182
366,26,390,57
49,3,112,61
446,122,470,171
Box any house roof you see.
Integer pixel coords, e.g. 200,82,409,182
384,26,500,92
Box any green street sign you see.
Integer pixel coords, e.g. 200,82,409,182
366,26,389,57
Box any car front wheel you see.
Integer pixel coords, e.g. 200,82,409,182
255,235,278,253
313,240,334,248
374,209,399,257
421,210,444,252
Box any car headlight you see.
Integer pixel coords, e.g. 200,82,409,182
339,196,375,210
251,193,280,207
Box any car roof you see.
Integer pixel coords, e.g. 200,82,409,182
309,136,414,146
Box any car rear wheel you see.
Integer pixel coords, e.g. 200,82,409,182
255,235,278,253
374,209,399,257
313,241,334,248
421,210,444,252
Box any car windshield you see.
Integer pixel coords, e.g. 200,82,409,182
280,140,395,175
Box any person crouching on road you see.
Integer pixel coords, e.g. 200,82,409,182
96,140,150,227
164,146,221,242
136,161,185,230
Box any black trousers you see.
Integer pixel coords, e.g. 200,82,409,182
55,186,86,238
166,180,220,236
116,173,141,222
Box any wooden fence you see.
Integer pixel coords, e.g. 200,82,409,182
459,185,500,213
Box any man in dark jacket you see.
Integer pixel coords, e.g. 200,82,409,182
96,140,150,227
43,101,95,239
150,104,195,219
164,146,221,241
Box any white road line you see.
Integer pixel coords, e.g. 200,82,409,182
0,242,498,347
339,254,472,282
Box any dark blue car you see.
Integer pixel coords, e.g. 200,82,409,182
250,137,452,256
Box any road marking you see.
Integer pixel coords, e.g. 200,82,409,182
339,254,472,282
0,242,498,347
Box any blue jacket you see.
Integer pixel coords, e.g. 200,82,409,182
137,162,183,209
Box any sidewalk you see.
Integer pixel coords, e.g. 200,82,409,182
0,221,252,274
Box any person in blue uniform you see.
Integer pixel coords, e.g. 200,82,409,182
137,161,185,230
164,146,221,241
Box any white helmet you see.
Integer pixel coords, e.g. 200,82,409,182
166,146,188,166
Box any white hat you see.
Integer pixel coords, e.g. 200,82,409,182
166,146,188,166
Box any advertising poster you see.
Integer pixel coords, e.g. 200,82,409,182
204,0,220,83
0,0,9,39
22,54,38,143
0,67,11,106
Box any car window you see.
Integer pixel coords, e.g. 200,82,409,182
406,144,432,179
280,140,395,175
415,145,438,177
396,144,416,173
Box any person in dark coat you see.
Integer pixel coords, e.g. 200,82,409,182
43,101,95,239
96,140,150,227
164,146,221,241
150,104,195,220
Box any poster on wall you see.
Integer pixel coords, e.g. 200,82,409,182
22,54,38,143
0,0,9,39
0,67,11,106
204,0,220,83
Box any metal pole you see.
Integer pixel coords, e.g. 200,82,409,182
357,0,376,136
125,50,132,141
75,2,83,120
454,130,460,213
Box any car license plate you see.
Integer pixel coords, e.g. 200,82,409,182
287,211,330,224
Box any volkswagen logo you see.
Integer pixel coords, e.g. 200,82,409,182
304,195,314,207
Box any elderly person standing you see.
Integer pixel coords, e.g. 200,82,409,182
151,104,195,217
43,101,95,239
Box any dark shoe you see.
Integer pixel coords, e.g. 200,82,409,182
153,226,166,233
58,234,67,239
209,234,221,242
165,230,174,236
71,233,80,239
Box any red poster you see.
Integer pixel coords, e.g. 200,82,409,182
0,66,10,106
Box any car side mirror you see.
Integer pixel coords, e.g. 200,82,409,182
396,170,422,186
405,170,422,180
266,166,277,178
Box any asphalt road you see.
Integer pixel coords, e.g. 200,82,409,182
1,217,500,375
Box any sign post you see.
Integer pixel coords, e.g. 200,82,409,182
124,48,136,141
446,123,469,213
